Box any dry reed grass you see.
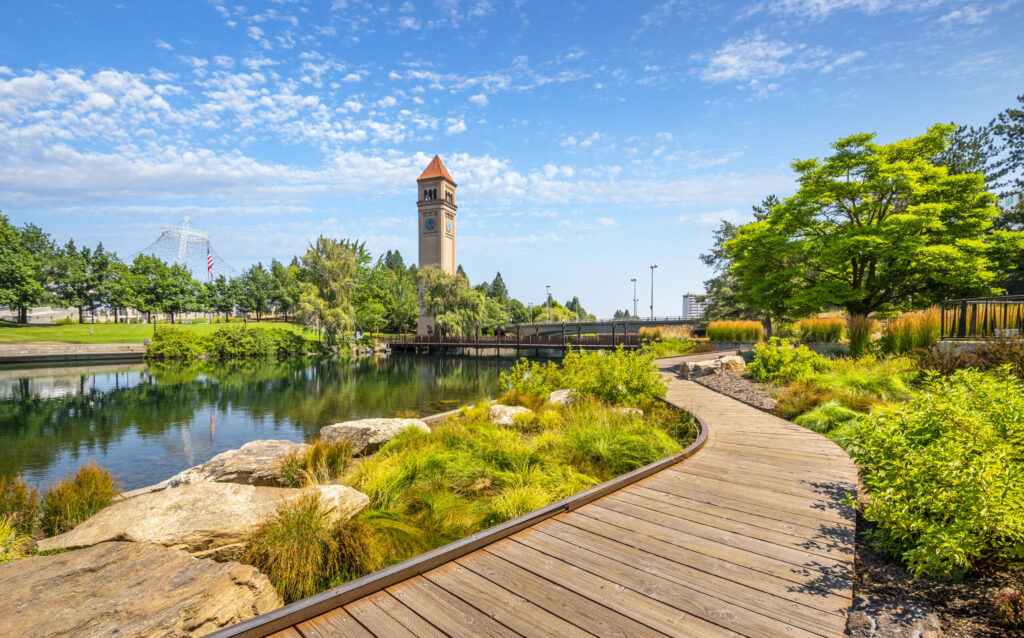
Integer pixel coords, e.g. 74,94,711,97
707,320,763,342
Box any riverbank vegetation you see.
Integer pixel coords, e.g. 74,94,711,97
244,348,696,602
145,324,323,360
1,464,119,539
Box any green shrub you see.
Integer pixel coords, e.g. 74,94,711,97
55,317,76,325
0,515,34,564
747,338,827,384
795,317,845,343
146,328,209,359
279,440,353,488
707,320,764,342
500,347,667,406
268,328,315,356
792,400,861,434
40,463,119,536
207,324,278,359
0,475,41,535
847,368,1024,578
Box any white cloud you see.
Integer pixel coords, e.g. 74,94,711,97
213,56,235,69
154,39,173,51
699,34,860,91
469,93,488,106
445,118,467,134
398,16,421,29
378,95,397,108
765,0,926,20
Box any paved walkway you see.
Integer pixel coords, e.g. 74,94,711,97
221,354,858,638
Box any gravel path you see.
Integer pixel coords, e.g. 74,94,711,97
692,370,777,412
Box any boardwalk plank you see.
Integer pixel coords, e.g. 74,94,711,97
297,607,374,638
487,539,738,638
361,591,447,638
459,549,666,638
343,596,418,637
423,560,591,638
385,576,519,638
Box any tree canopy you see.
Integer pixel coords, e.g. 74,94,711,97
728,124,1021,317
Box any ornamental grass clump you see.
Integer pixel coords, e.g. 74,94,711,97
847,367,1024,578
40,462,119,536
0,474,41,535
847,315,876,357
795,317,845,343
0,515,34,564
880,307,941,355
279,440,354,488
707,320,763,342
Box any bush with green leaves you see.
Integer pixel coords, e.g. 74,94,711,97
146,328,209,360
500,347,667,406
847,367,1024,578
747,337,827,384
207,324,278,359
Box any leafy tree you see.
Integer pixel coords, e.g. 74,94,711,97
0,219,54,322
100,261,137,323
700,197,778,326
270,259,301,321
508,298,529,324
242,263,274,320
54,241,119,323
296,237,365,344
728,125,1021,319
488,272,509,303
993,95,1024,291
419,266,484,336
208,275,237,320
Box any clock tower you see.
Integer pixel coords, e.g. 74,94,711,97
416,155,457,335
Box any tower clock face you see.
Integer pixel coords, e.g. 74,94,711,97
446,220,453,232
425,218,435,231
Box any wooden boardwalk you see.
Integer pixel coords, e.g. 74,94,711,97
214,354,858,638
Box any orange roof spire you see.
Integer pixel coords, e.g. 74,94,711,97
417,155,455,185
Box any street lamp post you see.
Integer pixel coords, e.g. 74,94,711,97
546,285,551,323
630,278,637,318
649,265,658,320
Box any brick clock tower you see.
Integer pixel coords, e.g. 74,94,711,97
416,155,457,335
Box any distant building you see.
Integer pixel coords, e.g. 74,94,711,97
417,155,458,335
1000,193,1021,211
681,293,707,320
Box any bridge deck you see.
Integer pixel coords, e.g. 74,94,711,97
219,354,857,638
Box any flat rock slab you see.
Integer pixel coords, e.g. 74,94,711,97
0,541,282,638
320,418,430,454
37,482,369,561
847,595,943,638
126,440,310,497
489,404,533,426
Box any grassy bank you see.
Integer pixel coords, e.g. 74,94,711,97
0,320,317,345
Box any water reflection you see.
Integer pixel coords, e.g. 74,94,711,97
0,355,512,489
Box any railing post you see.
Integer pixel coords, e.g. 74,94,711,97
957,301,968,338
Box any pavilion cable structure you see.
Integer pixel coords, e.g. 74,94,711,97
133,217,238,281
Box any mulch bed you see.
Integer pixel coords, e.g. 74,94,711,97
854,513,1024,637
692,369,1024,636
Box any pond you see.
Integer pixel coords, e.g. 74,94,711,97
0,354,519,490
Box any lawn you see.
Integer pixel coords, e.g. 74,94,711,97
0,320,317,344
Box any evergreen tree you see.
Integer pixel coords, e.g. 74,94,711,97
488,272,509,303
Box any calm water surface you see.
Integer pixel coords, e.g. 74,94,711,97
0,355,517,489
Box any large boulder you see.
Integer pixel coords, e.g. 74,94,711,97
677,359,722,379
320,418,430,455
719,355,746,372
0,541,282,637
125,440,310,497
489,404,533,427
548,389,577,405
37,482,369,561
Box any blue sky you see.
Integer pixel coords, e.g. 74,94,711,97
1,0,1022,317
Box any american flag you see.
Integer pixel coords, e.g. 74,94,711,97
207,249,214,282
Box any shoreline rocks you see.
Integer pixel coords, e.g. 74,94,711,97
37,482,369,561
0,541,282,638
123,440,310,498
320,418,430,455
677,354,745,380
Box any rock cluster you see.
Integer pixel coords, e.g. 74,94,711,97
677,355,745,379
846,595,943,638
0,541,282,638
320,417,430,454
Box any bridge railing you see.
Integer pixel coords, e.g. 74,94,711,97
385,333,642,347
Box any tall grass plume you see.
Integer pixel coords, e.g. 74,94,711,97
795,317,845,343
40,463,119,536
707,320,763,342
880,307,940,354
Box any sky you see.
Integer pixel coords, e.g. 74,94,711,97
1,0,1023,318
